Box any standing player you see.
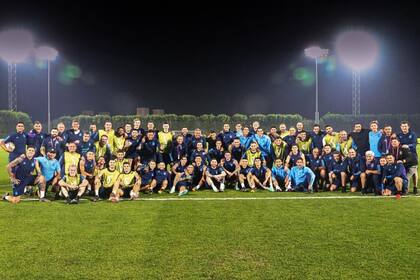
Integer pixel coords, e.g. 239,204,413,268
190,142,208,164
230,138,245,163
41,128,64,159
95,135,112,163
207,140,224,163
350,123,370,156
253,128,272,165
26,121,46,157
140,130,160,164
124,129,141,167
336,130,353,158
243,142,264,167
158,123,173,167
296,131,312,156
0,122,27,162
66,120,83,146
239,127,253,149
78,132,95,156
170,135,188,163
285,144,306,170
59,142,81,176
217,124,236,150
369,121,382,158
397,121,417,156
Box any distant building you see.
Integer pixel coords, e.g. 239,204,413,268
152,109,165,115
81,110,94,116
136,107,150,116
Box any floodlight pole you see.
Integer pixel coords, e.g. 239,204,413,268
315,58,319,124
352,71,361,116
47,60,51,132
8,63,17,111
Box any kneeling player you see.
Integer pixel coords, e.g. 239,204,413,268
58,165,89,204
112,162,141,201
177,165,195,196
93,159,120,201
382,154,408,199
205,158,227,192
152,162,170,194
327,152,343,192
3,146,44,203
341,148,366,193
286,158,315,192
238,158,251,191
139,160,156,193
192,155,207,191
271,158,288,192
249,157,273,192
221,152,239,190
364,151,381,195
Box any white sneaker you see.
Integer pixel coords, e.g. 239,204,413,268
211,185,219,192
220,183,225,192
170,186,176,194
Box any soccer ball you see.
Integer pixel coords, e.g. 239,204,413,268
2,142,15,152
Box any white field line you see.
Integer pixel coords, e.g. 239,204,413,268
10,195,420,202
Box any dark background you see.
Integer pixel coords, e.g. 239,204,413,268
0,2,419,122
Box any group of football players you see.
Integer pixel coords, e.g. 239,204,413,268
0,118,417,204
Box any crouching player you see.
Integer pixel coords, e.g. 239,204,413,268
327,152,343,192
307,148,326,192
271,158,288,192
177,164,195,197
382,154,408,199
192,155,207,192
221,152,239,190
58,165,89,204
3,146,44,203
93,159,120,201
112,162,141,201
36,148,61,201
238,158,252,191
205,158,227,192
286,158,315,192
152,162,170,194
249,157,273,192
341,148,366,193
364,151,381,195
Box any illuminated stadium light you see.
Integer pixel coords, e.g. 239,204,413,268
35,46,59,132
335,30,379,116
0,29,34,111
304,46,329,124
35,46,58,61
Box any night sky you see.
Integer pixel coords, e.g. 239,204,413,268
0,2,419,122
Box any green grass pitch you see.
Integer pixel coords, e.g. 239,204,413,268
1,150,420,279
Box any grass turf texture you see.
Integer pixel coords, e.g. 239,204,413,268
1,150,420,279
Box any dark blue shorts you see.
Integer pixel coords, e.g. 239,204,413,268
99,187,112,199
13,175,37,196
